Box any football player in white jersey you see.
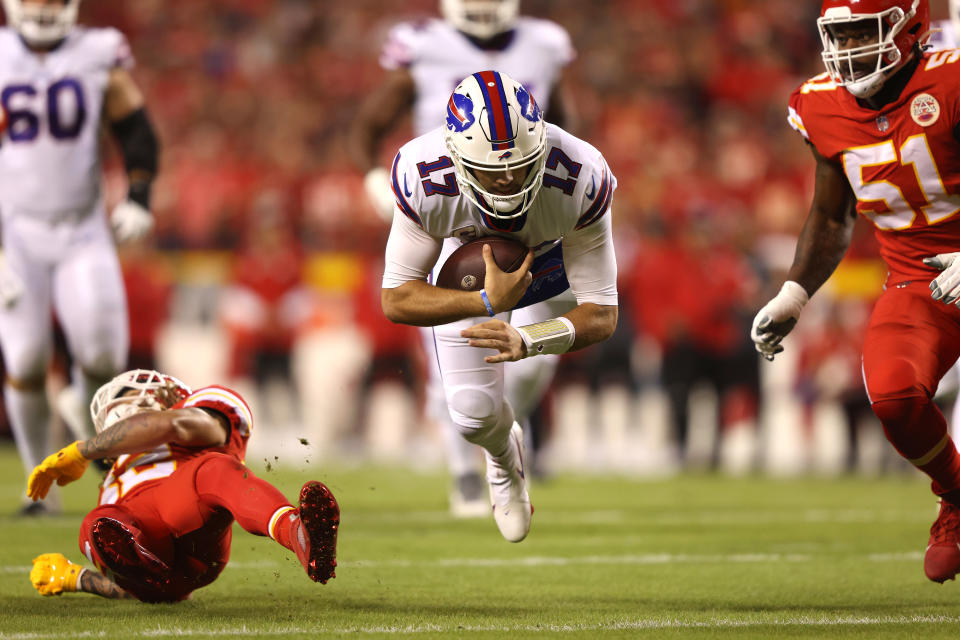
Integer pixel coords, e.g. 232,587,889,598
381,71,618,542
0,0,158,513
350,0,577,518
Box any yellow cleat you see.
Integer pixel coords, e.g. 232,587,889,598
30,553,84,596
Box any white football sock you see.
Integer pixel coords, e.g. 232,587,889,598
5,383,51,476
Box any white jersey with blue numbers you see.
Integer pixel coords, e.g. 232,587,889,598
0,26,133,219
382,123,618,309
380,17,574,136
929,19,959,51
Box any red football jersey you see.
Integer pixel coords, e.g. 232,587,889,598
788,50,960,283
98,385,253,506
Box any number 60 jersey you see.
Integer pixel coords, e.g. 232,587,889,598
383,122,619,310
0,26,133,218
788,50,960,284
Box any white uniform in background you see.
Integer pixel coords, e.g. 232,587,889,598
379,14,576,515
381,17,573,136
0,27,131,490
927,16,960,442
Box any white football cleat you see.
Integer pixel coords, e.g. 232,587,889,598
485,423,532,542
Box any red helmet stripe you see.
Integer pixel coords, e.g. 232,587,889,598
473,70,515,151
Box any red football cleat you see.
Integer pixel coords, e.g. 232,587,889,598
924,500,960,583
91,517,171,589
292,481,340,584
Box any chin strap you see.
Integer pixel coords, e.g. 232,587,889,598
515,317,575,357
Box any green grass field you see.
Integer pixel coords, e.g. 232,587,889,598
1,442,960,639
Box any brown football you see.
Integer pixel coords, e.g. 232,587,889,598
434,236,528,291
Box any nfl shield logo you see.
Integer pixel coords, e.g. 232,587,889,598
876,115,889,133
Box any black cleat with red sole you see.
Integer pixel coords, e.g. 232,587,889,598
292,481,340,584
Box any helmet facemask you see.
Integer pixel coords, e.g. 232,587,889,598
440,0,519,40
818,1,923,98
444,71,546,220
2,0,80,48
90,369,192,434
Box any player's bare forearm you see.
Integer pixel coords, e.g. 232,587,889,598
382,280,490,326
78,408,226,460
463,303,619,363
564,303,618,352
80,570,135,599
787,207,854,296
347,69,415,172
786,145,857,297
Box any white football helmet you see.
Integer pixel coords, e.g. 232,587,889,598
90,369,192,434
2,0,80,48
440,0,519,40
817,0,929,99
444,70,546,220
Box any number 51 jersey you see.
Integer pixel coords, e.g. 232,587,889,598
0,27,134,218
788,51,960,284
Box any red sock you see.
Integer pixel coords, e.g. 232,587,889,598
874,394,960,497
270,508,300,552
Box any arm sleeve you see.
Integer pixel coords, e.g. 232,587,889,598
382,211,443,288
562,210,618,306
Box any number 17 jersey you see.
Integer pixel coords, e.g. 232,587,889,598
0,27,133,218
787,50,960,283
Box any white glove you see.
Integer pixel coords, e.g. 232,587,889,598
110,200,153,244
751,281,809,361
0,249,24,308
364,167,398,222
925,252,960,305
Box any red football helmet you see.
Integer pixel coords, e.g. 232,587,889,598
818,0,930,98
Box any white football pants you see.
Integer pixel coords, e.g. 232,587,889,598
429,290,575,470
0,205,128,473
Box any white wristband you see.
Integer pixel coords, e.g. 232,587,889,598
780,280,810,307
515,317,576,357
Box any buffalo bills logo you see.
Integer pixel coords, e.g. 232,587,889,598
515,85,541,123
498,151,513,160
446,92,475,133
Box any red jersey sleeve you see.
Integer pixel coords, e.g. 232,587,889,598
175,385,253,461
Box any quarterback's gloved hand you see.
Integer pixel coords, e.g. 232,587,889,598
0,249,24,308
30,553,85,596
751,281,809,362
363,167,398,222
27,441,89,501
110,199,153,244
925,253,960,305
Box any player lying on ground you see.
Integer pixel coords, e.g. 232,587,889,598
25,369,339,602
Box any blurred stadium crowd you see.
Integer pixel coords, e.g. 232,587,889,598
0,0,921,475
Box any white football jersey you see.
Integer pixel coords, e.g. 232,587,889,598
929,19,959,51
0,26,134,218
381,17,574,135
382,123,618,308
